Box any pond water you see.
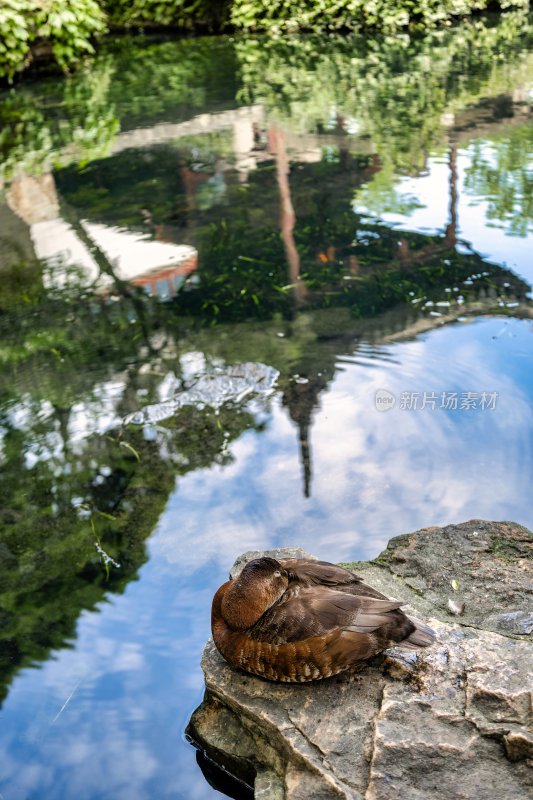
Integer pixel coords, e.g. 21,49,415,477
0,14,532,800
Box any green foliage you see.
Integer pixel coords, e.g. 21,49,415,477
0,64,119,180
0,0,107,80
3,13,529,180
230,0,529,32
104,0,231,30
0,1,31,78
0,259,265,699
52,133,529,326
1,107,532,700
463,126,533,236
102,36,240,129
0,392,256,701
355,160,426,217
356,121,533,238
0,36,239,181
235,15,533,171
1,3,532,718
0,1,530,80
40,0,107,70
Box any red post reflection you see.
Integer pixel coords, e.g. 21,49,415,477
269,127,307,304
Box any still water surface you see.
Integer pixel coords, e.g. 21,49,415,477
0,15,532,799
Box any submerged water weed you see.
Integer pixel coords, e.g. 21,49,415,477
106,435,142,463
77,503,120,580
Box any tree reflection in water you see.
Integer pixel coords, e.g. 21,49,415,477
0,13,532,799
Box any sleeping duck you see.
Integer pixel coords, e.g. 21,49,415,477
212,556,435,683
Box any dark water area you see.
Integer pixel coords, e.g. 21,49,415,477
0,14,532,799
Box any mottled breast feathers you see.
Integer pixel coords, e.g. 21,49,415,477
211,557,435,683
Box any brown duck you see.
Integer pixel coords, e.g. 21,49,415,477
212,557,435,682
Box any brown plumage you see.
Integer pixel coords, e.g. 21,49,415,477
211,557,435,683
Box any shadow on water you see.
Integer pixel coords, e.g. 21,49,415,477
0,11,532,800
194,748,255,800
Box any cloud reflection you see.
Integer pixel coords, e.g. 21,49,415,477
1,318,532,800
153,316,533,572
0,570,218,800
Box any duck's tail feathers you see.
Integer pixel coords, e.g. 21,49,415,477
401,616,436,649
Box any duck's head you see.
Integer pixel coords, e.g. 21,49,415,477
221,557,290,631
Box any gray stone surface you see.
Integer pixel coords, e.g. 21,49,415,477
188,523,533,799
374,519,533,635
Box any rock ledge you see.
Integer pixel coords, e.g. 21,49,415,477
188,520,533,799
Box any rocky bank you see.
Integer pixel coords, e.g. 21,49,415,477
188,521,533,799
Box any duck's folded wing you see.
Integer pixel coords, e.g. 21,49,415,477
250,587,405,643
279,558,361,586
279,558,389,600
